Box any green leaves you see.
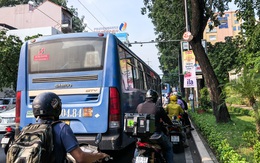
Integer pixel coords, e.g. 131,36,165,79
142,0,185,87
0,30,22,91
68,6,86,32
208,37,240,85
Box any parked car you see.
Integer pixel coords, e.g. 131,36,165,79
0,108,16,133
0,98,16,113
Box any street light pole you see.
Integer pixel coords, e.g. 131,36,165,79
183,0,195,112
184,0,189,32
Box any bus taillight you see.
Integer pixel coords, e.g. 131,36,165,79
98,33,104,37
15,91,21,124
109,87,120,128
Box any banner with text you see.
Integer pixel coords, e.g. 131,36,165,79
182,50,197,88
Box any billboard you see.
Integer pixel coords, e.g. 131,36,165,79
181,40,206,73
94,22,127,33
115,32,129,43
182,50,197,88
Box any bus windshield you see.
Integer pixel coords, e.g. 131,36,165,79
29,38,105,73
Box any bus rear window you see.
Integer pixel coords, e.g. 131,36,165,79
29,38,105,73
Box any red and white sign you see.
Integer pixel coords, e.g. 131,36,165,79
182,31,193,42
34,48,49,61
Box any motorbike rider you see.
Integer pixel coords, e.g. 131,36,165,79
136,89,174,163
177,92,194,130
162,93,170,109
32,92,109,163
165,94,188,148
165,95,184,120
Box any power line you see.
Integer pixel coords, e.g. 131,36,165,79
91,1,113,26
128,40,181,46
30,4,62,28
85,25,93,32
77,0,106,28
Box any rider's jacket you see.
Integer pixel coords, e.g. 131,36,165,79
136,98,172,133
165,101,184,120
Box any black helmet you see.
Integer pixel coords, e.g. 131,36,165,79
146,89,159,103
32,92,62,119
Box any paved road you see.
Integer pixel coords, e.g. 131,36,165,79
0,133,6,163
0,132,201,163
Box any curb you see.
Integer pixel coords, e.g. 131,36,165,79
190,121,217,163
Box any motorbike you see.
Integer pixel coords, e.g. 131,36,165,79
1,125,15,154
168,116,186,153
66,133,112,163
132,134,166,163
123,113,166,163
180,111,192,139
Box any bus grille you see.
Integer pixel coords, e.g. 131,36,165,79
32,75,98,83
29,94,99,103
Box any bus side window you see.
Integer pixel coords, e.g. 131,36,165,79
84,51,100,67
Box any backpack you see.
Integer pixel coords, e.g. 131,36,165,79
6,121,60,163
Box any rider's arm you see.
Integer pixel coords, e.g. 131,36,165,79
70,147,108,163
61,124,109,163
179,106,184,114
158,107,173,125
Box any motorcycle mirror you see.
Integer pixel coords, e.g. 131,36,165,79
95,133,102,145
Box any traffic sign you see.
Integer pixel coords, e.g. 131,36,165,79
182,31,193,42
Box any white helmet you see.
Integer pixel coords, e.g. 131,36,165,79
172,92,178,95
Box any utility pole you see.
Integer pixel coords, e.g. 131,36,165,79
183,0,195,112
184,0,189,32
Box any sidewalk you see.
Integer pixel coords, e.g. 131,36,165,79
190,121,218,163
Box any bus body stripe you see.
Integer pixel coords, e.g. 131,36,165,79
32,75,98,83
28,88,101,96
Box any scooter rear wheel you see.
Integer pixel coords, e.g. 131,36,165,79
172,143,184,153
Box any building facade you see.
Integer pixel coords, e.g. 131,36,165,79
0,1,73,97
203,11,242,44
0,0,72,33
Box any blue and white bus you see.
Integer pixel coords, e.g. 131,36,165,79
15,32,161,151
161,83,171,95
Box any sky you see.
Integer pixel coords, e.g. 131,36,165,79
67,0,163,75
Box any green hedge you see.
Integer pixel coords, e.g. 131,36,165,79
189,110,247,163
228,106,254,116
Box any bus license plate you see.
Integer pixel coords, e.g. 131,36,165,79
171,135,180,142
135,156,148,163
1,137,10,144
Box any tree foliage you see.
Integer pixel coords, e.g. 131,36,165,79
207,37,240,85
226,67,260,138
0,0,86,91
226,5,260,136
0,0,19,7
142,0,232,122
67,6,86,32
142,0,185,88
239,23,260,72
233,0,260,72
0,30,23,91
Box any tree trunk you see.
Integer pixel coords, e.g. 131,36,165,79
190,42,230,122
189,0,231,123
252,103,260,139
